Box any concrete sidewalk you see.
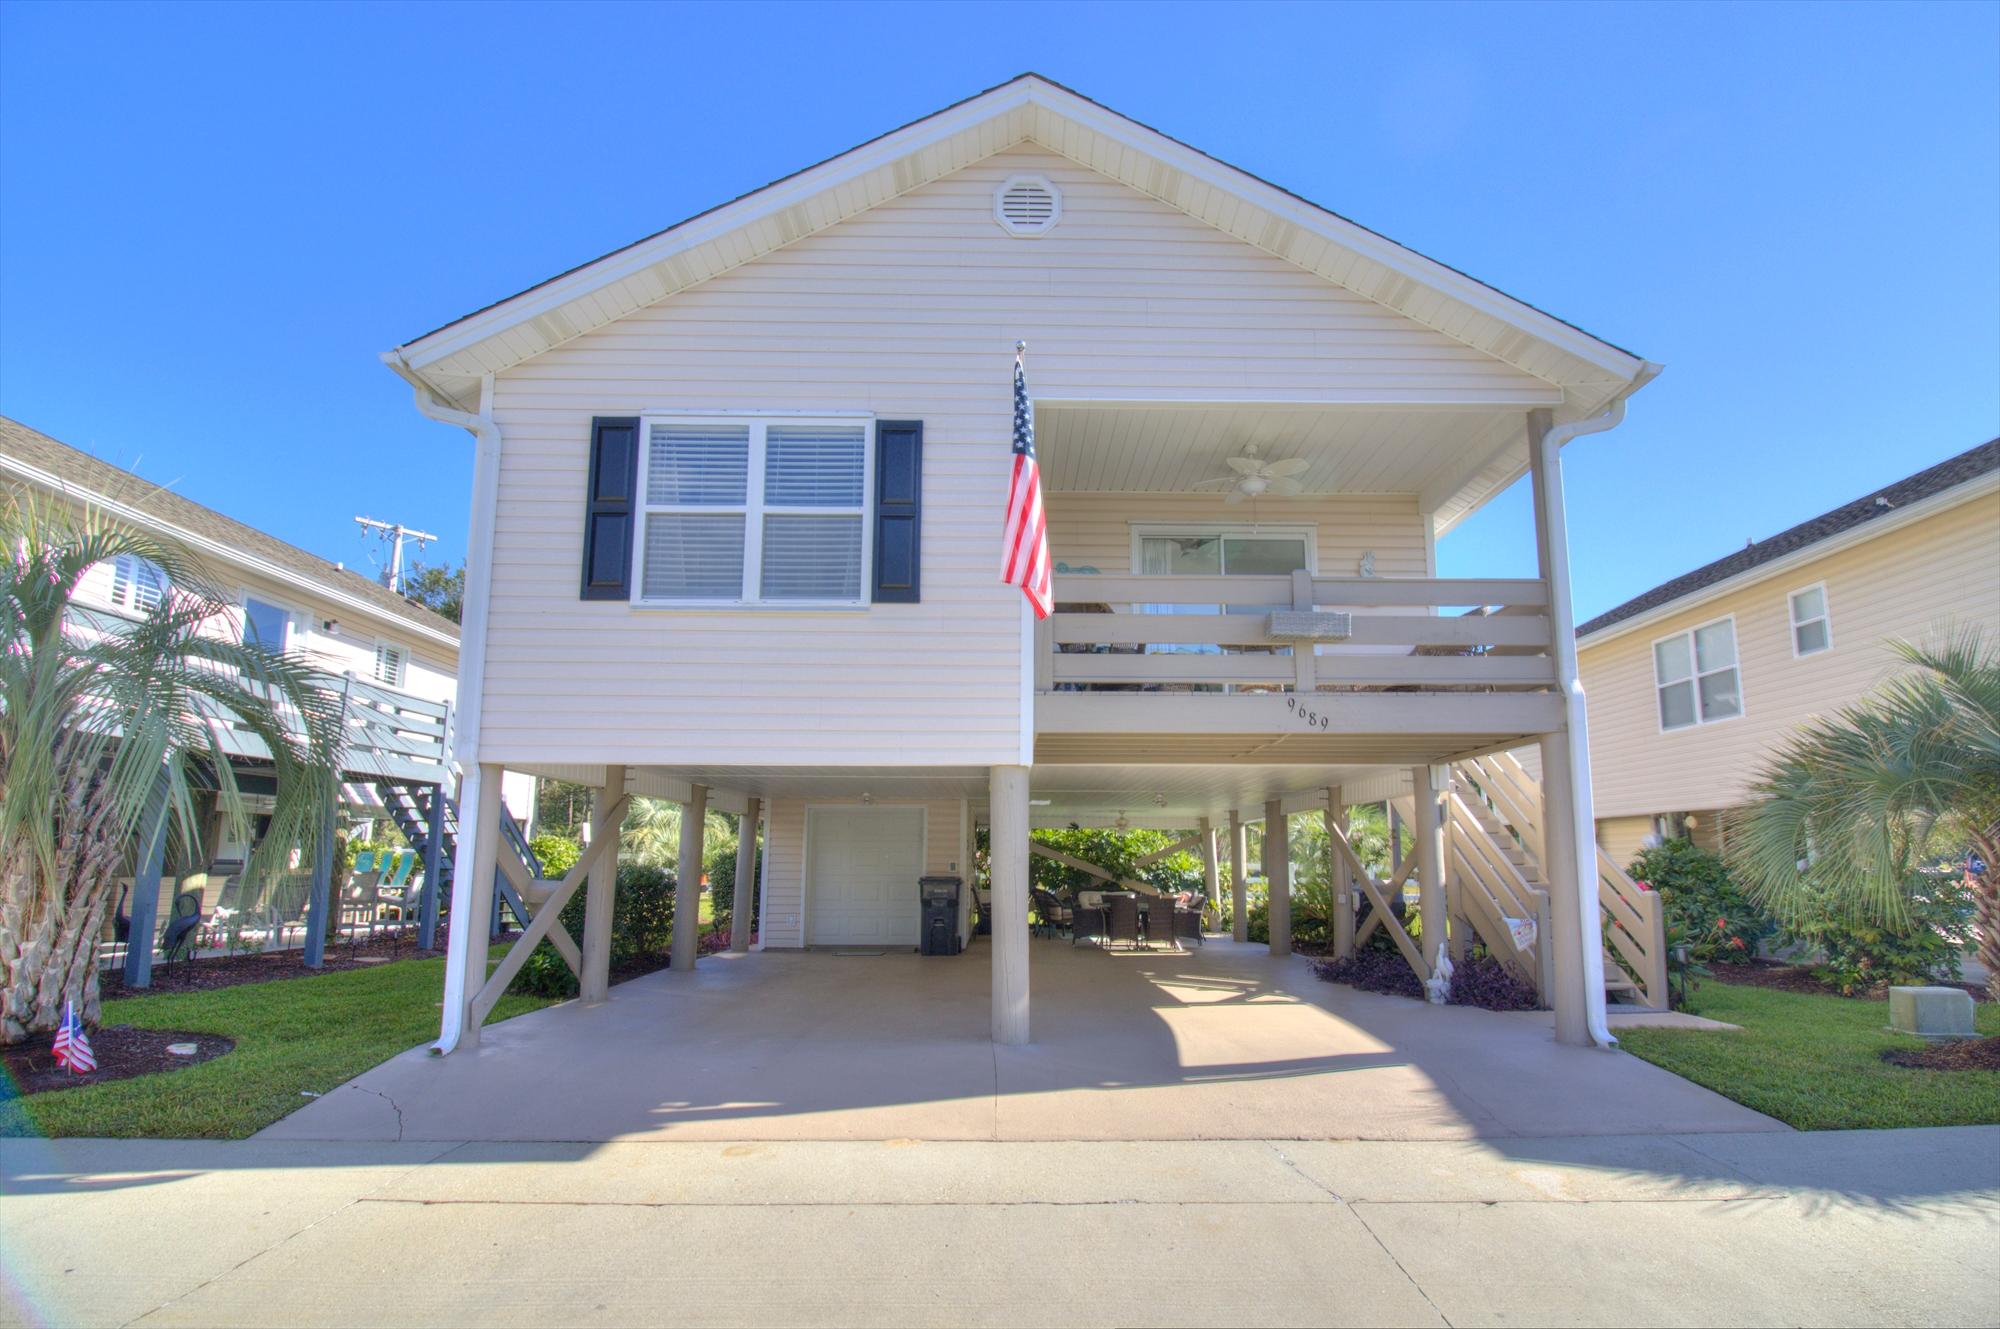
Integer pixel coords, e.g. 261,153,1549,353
4,1128,1995,1327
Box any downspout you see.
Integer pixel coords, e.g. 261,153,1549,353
382,351,502,1056
1538,362,1664,1049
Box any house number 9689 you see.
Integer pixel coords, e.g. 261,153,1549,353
1287,697,1331,730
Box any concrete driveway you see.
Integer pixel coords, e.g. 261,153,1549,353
263,938,1781,1143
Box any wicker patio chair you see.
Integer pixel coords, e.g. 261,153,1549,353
1071,900,1108,947
1106,894,1142,950
1175,901,1204,947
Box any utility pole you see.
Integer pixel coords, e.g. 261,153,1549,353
353,516,437,595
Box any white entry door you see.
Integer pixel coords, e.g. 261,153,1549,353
807,807,925,947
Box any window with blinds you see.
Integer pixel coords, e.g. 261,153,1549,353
637,418,870,604
374,640,409,688
109,555,168,613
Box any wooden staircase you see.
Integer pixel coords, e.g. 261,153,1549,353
371,780,540,942
1446,752,1670,1010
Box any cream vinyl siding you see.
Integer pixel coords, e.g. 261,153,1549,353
758,796,963,949
479,146,1546,767
1582,491,2000,818
1046,492,1427,577
1596,816,1656,875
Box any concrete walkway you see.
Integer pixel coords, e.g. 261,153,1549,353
264,940,1782,1143
4,1128,1995,1327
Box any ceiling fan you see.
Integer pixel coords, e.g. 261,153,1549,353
1193,444,1309,505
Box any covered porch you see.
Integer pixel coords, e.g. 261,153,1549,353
266,937,1772,1144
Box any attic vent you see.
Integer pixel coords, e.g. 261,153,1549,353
994,174,1060,236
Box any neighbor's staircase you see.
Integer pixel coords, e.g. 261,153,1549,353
372,780,540,937
1390,751,1669,1010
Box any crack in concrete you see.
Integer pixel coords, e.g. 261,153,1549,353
1262,1142,1456,1329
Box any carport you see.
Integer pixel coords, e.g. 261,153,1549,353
264,938,1777,1144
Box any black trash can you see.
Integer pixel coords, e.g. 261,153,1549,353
918,875,962,956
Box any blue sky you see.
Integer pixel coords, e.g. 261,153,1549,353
2,0,1994,618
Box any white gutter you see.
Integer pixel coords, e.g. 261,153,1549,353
383,352,503,1056
1539,362,1663,1050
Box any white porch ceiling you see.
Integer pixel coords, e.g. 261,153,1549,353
1036,402,1524,526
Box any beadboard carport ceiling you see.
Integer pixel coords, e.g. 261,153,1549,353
390,73,1651,442
1037,402,1523,516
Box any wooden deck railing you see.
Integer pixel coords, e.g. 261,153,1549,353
209,669,453,785
1039,573,1556,694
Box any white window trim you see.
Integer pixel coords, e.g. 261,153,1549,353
1651,613,1746,734
238,589,297,651
108,554,169,615
632,413,876,610
1787,581,1833,658
1126,522,1320,575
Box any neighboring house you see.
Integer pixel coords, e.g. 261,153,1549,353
0,414,484,974
385,74,1666,1052
1574,437,2000,870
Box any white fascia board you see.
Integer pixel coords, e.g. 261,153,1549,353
1577,471,2000,653
0,454,460,652
394,84,1039,373
393,76,1643,398
1025,83,1647,386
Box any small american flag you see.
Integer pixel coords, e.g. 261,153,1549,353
1000,344,1052,619
52,999,95,1075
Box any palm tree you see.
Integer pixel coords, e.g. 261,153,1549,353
1,497,343,1042
1734,629,2000,1000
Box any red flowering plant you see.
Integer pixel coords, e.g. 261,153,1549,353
1628,838,1773,964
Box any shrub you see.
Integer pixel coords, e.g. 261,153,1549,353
529,832,581,877
1312,950,1423,1000
1776,871,1975,995
704,822,742,927
511,862,677,998
1629,838,1772,963
1447,954,1539,1011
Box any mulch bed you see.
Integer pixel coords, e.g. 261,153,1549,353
102,930,456,998
2,1026,234,1096
1880,1036,2000,1072
1705,958,1990,1003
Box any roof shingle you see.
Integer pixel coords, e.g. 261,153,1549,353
0,414,458,641
1577,438,2000,639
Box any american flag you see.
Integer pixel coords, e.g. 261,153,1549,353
1000,344,1052,619
52,999,95,1075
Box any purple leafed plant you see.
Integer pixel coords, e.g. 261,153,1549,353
1311,951,1424,1000
1446,955,1540,1011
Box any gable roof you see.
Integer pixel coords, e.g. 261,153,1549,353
388,73,1652,417
1577,437,2000,642
0,414,460,647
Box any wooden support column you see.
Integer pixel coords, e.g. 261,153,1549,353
418,781,445,951
301,797,338,969
1199,816,1220,920
1228,810,1248,943
989,765,1031,1045
122,786,170,989
728,797,761,953
580,765,625,1003
1264,797,1291,958
1326,786,1355,960
1539,735,1590,1044
1531,405,1602,1047
672,782,707,973
447,764,503,1050
1410,766,1446,979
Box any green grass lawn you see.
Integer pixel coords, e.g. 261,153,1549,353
1619,980,2000,1130
0,947,554,1140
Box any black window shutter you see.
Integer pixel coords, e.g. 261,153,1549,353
579,416,640,600
872,420,923,603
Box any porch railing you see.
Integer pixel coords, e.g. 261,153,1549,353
207,669,452,784
1037,572,1555,693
